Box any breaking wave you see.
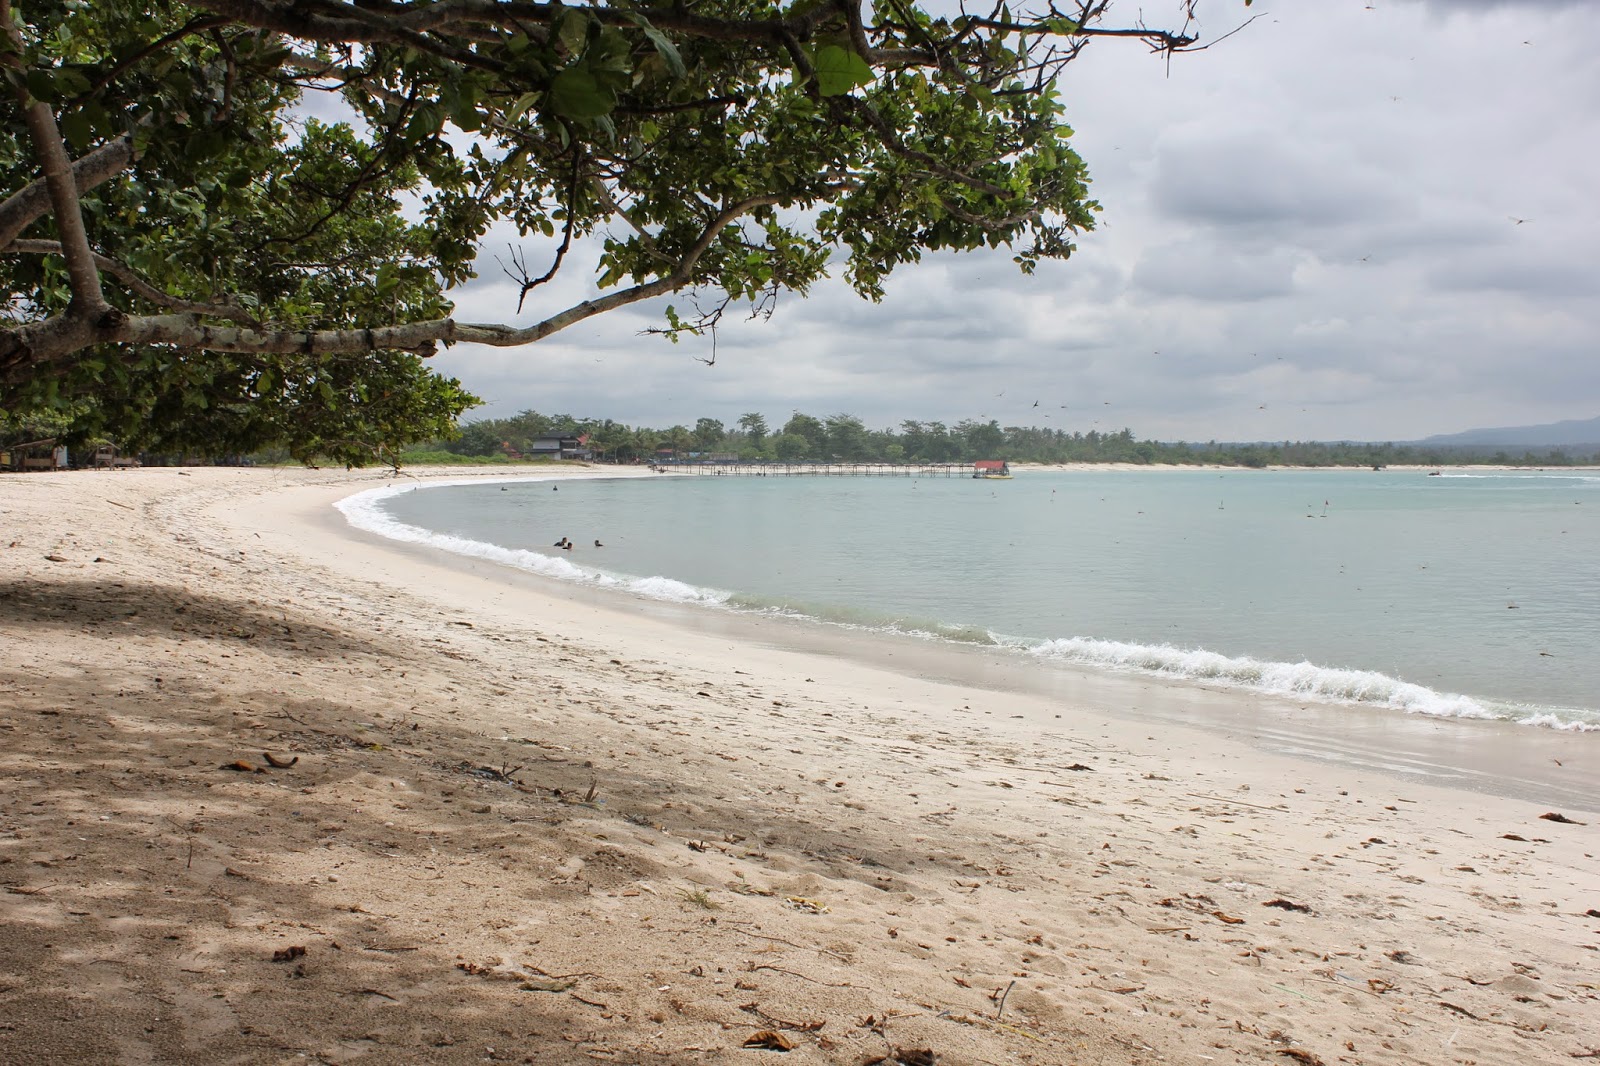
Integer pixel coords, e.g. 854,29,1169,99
1021,636,1597,730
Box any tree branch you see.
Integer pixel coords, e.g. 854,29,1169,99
1,192,789,378
1,3,108,315
74,16,230,107
512,143,583,312
0,130,138,249
844,97,1014,200
4,239,261,326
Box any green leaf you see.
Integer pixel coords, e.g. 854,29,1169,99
502,92,540,124
813,45,873,97
25,69,59,102
556,10,592,57
59,109,92,148
625,13,686,79
548,66,616,119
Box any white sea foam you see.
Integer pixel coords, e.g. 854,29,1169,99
335,479,731,607
625,575,727,605
1431,472,1600,483
1024,636,1597,730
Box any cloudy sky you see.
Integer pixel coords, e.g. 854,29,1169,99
431,0,1598,442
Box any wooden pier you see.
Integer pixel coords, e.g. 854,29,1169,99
651,461,974,477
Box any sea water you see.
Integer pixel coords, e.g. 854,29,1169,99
342,469,1600,730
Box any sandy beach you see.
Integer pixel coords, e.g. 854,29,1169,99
2,465,1597,1066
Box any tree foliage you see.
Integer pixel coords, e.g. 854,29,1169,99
426,409,1600,468
1,0,1227,463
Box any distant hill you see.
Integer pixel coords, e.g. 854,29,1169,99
1415,415,1600,449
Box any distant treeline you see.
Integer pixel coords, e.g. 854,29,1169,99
415,411,1600,467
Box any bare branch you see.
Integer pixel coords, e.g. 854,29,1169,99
513,144,583,312
0,130,138,249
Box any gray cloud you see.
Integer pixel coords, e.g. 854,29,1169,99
1150,133,1406,232
1132,239,1301,301
429,2,1600,443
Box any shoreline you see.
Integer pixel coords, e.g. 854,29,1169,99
341,470,1600,766
3,466,1598,1064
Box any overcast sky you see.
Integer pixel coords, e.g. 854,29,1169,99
430,0,1599,442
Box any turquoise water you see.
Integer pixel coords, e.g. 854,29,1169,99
344,469,1600,729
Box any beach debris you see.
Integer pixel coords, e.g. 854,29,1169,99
262,752,299,768
737,1003,825,1032
1211,910,1245,925
43,553,67,562
456,761,522,783
785,896,830,914
741,1029,796,1051
1263,899,1313,913
1065,763,1095,772
1276,1051,1324,1066
519,978,577,993
272,945,307,962
1540,812,1586,825
1586,909,1600,918
220,760,264,773
993,978,1016,1019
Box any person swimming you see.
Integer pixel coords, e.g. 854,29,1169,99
593,539,603,547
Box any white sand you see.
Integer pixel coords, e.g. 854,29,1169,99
2,465,1596,1066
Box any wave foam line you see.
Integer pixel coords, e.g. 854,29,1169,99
337,481,1595,731
1431,473,1600,483
1026,636,1597,731
334,481,730,607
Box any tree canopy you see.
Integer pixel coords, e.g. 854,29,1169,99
420,408,1600,469
1,0,1230,464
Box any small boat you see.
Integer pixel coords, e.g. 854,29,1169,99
973,460,1013,480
